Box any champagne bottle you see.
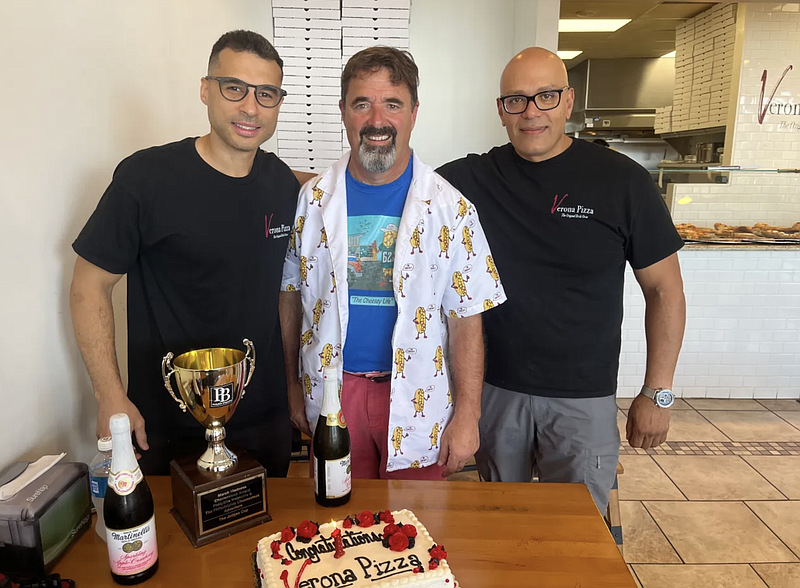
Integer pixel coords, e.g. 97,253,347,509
313,366,351,507
104,413,159,585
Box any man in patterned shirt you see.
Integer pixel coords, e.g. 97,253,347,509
280,47,505,479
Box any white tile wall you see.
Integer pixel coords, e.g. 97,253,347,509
671,3,800,228
618,249,800,399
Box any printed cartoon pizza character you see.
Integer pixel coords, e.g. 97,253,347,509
397,272,409,298
412,388,430,418
409,226,424,254
486,255,499,287
312,299,325,331
330,271,336,293
433,346,444,377
423,199,432,214
296,215,306,238
451,271,472,303
483,299,495,311
409,460,421,469
392,426,409,457
318,343,339,371
438,226,453,258
299,256,313,287
429,422,441,450
462,226,475,260
413,306,432,340
301,329,314,348
285,284,296,292
288,230,297,257
303,373,314,400
456,196,472,220
318,227,329,249
379,224,398,287
310,185,324,207
446,388,453,409
394,348,411,379
448,309,459,319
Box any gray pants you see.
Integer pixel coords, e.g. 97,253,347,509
475,382,620,513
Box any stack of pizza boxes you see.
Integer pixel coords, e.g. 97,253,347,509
273,0,345,173
340,0,411,151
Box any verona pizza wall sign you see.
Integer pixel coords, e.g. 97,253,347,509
733,3,800,170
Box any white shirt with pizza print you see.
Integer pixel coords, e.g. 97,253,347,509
282,150,506,472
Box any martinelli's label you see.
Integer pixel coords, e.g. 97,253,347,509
325,410,347,428
314,454,351,499
109,468,143,495
106,515,158,576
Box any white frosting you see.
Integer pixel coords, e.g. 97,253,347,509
256,509,456,588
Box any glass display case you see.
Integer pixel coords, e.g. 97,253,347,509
647,166,800,244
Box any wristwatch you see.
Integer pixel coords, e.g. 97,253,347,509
640,385,675,409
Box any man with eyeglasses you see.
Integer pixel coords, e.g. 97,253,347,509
70,30,298,476
437,47,685,512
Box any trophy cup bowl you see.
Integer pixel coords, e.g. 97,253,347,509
161,339,255,473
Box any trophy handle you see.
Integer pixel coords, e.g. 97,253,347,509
161,352,187,412
241,338,256,397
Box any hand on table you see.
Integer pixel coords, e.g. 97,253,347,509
437,412,479,478
97,394,148,456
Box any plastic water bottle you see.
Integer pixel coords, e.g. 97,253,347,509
89,436,113,541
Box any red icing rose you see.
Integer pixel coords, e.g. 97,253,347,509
357,510,374,528
270,540,281,554
429,560,439,570
430,545,448,561
342,518,353,529
296,520,319,540
281,526,295,542
379,510,394,523
383,523,400,537
388,532,409,552
401,524,418,538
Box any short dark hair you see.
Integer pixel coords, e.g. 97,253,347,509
341,46,419,105
208,30,284,76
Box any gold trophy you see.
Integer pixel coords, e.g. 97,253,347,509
161,339,270,547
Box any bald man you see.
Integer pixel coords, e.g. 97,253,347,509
437,48,686,511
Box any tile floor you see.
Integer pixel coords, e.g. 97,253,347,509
617,398,800,587
288,398,800,587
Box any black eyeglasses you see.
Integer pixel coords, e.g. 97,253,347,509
499,87,571,114
205,76,287,108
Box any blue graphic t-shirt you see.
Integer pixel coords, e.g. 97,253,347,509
343,157,412,373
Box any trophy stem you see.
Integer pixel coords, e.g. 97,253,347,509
198,426,238,473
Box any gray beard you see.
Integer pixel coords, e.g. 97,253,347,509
358,141,397,174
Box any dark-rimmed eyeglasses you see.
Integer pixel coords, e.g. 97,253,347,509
205,76,287,108
499,87,571,114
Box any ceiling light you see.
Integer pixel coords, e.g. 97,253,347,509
558,51,583,60
558,19,631,33
661,50,676,58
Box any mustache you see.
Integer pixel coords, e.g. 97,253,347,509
359,125,397,140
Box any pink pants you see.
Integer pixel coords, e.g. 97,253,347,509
310,373,446,480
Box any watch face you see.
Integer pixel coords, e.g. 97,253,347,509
656,389,675,408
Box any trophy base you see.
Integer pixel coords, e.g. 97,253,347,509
169,451,271,548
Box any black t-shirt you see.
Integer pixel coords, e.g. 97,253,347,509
437,139,683,398
73,138,299,432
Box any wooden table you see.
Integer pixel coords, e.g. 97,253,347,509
55,477,635,587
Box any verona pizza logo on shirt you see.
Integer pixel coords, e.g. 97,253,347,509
265,213,291,239
550,194,595,220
